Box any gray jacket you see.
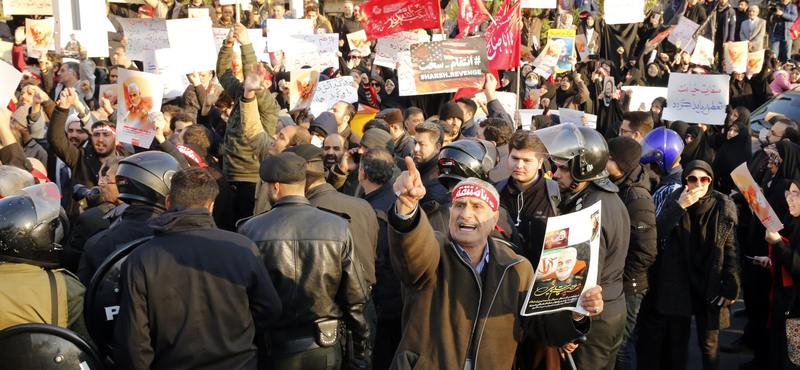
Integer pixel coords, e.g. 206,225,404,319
740,17,766,51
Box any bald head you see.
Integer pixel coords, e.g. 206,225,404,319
323,133,346,169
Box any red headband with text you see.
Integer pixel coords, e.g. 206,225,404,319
452,184,498,212
92,124,116,136
177,144,208,168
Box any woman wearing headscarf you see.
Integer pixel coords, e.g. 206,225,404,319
712,121,752,194
731,50,775,111
594,72,626,137
358,74,385,109
577,12,602,58
638,160,740,370
522,71,555,109
763,176,800,370
643,61,669,87
551,73,588,110
682,125,716,166
651,97,667,128
498,70,519,97
380,78,407,110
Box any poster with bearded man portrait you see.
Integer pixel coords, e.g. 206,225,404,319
117,69,163,148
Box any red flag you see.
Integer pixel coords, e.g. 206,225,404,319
360,0,441,41
453,70,499,101
455,0,490,39
484,0,521,71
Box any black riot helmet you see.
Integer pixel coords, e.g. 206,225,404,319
438,139,498,189
0,324,105,369
116,151,181,208
532,123,609,187
0,183,68,268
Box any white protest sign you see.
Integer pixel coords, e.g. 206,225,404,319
143,49,190,100
691,36,714,66
473,92,518,122
284,42,320,70
166,18,217,75
619,86,668,112
212,28,233,52
747,49,765,79
724,41,748,74
397,51,456,96
662,73,730,124
519,109,560,130
0,61,23,107
25,18,54,59
3,0,52,15
53,0,109,58
117,68,163,148
374,32,429,68
522,0,556,8
604,0,645,25
309,101,328,119
118,19,169,61
0,41,13,61
532,40,559,78
266,19,314,51
287,33,339,71
248,29,270,62
667,17,699,53
312,76,358,110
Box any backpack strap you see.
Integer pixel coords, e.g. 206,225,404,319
45,269,58,326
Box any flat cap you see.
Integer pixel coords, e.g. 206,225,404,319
284,143,324,162
361,128,395,153
378,108,403,126
259,152,307,184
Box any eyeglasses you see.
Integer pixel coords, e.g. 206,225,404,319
786,191,800,200
618,127,634,136
370,82,380,86
686,175,712,184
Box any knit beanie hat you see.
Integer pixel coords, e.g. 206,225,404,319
439,102,464,123
608,136,642,174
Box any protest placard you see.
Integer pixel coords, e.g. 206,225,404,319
519,109,560,130
25,18,54,59
0,61,22,107
98,84,118,106
473,92,517,121
188,8,209,18
724,41,748,74
662,73,730,124
118,18,169,61
604,0,645,24
0,41,12,61
166,18,217,75
284,42,320,71
397,51,456,96
522,0,556,8
547,29,575,73
347,30,371,57
522,89,541,109
53,0,109,58
746,49,765,79
143,49,190,100
312,76,358,111
374,32,430,68
117,69,163,148
532,39,560,77
691,36,714,66
667,17,699,53
212,28,232,52
575,34,589,61
410,38,489,94
289,69,319,112
3,0,52,15
360,0,441,40
602,77,615,98
522,201,601,316
620,86,669,112
265,19,313,51
287,34,339,71
559,108,595,129
732,162,784,233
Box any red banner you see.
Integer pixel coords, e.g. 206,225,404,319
456,0,490,39
484,0,521,71
360,0,442,41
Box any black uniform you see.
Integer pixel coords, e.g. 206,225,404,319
238,195,371,369
77,205,163,285
113,208,281,370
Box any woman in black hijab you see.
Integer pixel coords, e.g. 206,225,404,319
651,97,667,128
682,125,716,167
552,74,588,110
764,177,800,370
498,70,518,94
380,78,407,110
639,160,739,370
671,120,689,139
577,12,602,59
358,74,385,109
712,121,752,194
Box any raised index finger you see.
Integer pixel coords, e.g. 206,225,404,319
404,156,420,181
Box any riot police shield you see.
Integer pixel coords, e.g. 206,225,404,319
0,323,105,369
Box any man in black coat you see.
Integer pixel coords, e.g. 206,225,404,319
536,123,631,369
356,147,404,369
114,167,281,370
606,137,658,369
77,152,182,286
238,152,371,369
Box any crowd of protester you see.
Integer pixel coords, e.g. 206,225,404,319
3,0,800,369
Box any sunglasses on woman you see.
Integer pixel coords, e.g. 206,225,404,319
686,175,711,184
370,82,380,86
786,191,800,200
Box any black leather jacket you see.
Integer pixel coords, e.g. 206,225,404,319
238,195,371,361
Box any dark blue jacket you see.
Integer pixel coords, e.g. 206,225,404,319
770,2,799,41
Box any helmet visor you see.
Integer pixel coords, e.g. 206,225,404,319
531,123,585,160
14,183,61,226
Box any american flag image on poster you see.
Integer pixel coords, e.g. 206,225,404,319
410,38,489,94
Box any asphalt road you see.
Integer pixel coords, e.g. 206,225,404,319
690,300,756,369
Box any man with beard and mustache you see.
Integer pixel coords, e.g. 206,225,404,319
322,134,345,169
48,87,130,219
410,121,448,204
